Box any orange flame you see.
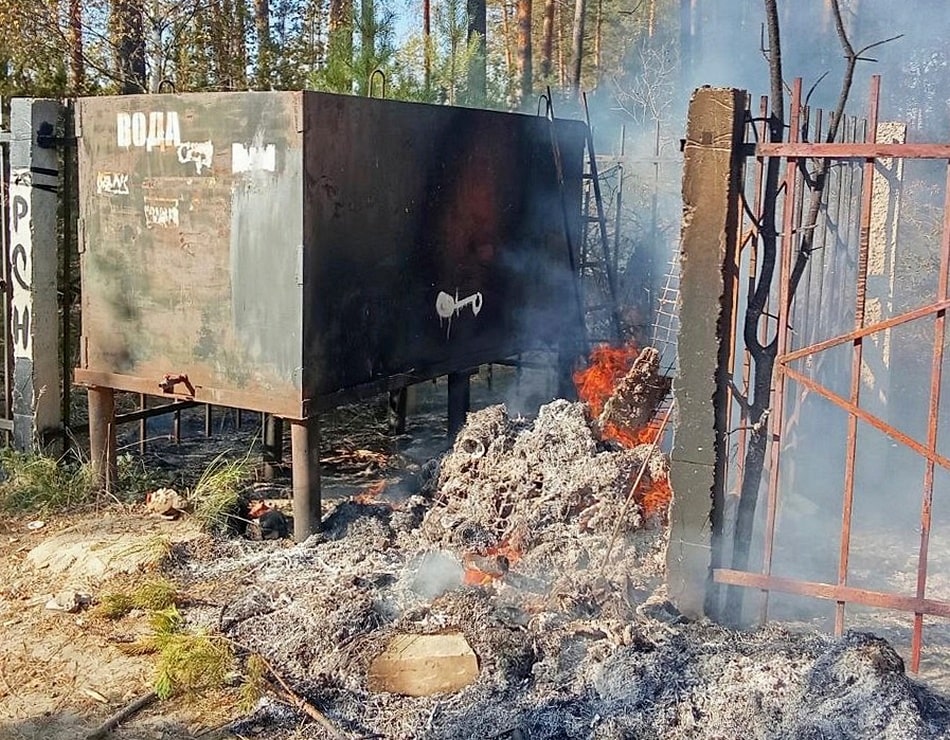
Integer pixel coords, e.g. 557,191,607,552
573,342,641,419
574,341,660,447
488,539,522,565
574,342,672,519
462,539,523,586
637,477,673,520
352,481,388,505
462,569,495,586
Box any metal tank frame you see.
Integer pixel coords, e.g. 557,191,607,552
74,90,588,538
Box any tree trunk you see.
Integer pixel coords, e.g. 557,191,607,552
466,0,487,105
113,0,147,94
515,0,532,106
423,0,432,93
723,0,786,626
232,0,249,88
329,0,353,92
568,0,584,94
360,0,374,92
254,0,271,87
540,0,554,79
557,0,565,86
147,0,162,92
68,0,84,93
679,0,693,88
594,0,603,76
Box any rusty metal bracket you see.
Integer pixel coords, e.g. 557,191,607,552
159,373,195,395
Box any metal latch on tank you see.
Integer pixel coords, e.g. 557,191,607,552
159,373,195,395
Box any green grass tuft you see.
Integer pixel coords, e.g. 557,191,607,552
115,452,167,499
0,449,98,514
94,577,179,620
120,604,235,700
190,449,255,534
239,653,269,712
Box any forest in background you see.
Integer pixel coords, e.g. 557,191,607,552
0,1,943,128
0,0,947,341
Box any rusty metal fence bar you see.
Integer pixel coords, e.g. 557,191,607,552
713,74,950,673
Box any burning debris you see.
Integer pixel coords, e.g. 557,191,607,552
575,344,672,447
164,350,950,739
425,401,668,549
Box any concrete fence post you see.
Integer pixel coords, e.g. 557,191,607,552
8,98,63,451
667,87,747,619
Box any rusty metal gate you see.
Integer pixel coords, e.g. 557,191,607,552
701,76,950,673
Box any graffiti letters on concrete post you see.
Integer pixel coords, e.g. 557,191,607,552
143,197,180,229
232,142,277,174
177,141,214,174
9,171,33,360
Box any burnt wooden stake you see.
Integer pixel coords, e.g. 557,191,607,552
87,386,117,492
290,417,321,541
447,371,471,443
138,393,147,454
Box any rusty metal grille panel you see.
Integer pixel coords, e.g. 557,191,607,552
713,76,950,674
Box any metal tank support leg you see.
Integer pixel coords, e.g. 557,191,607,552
290,417,322,541
263,414,284,480
88,386,117,493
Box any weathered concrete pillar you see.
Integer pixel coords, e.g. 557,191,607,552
8,98,63,450
863,122,905,481
667,87,746,620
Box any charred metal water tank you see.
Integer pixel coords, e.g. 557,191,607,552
75,90,588,418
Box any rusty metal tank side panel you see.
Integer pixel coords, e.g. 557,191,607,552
76,92,304,415
301,92,587,400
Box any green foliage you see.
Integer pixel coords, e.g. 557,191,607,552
0,447,174,516
115,453,166,499
190,449,255,534
309,0,398,95
122,605,234,700
239,653,269,712
0,449,98,515
387,27,484,105
94,576,179,620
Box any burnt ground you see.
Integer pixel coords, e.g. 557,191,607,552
0,364,949,739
